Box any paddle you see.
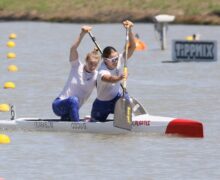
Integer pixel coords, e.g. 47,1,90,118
88,32,103,55
119,84,147,116
130,97,147,115
113,28,133,130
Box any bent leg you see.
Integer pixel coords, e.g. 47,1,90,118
68,96,80,122
52,98,69,119
91,99,109,122
52,97,79,122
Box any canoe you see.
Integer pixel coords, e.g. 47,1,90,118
0,113,203,138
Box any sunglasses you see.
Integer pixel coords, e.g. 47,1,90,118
104,56,119,63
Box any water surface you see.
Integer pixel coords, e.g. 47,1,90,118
0,22,219,180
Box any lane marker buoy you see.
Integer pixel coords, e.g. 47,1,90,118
7,41,16,48
7,52,16,59
3,82,16,89
9,33,17,39
8,65,18,72
0,104,10,112
0,134,11,144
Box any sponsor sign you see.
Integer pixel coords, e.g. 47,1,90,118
172,40,217,61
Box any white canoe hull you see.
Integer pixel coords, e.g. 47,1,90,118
0,114,204,137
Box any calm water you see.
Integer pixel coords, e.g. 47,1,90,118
0,22,219,180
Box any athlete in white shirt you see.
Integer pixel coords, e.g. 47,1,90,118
52,26,100,121
91,20,136,122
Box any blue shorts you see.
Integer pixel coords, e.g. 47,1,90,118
52,96,80,122
91,93,122,122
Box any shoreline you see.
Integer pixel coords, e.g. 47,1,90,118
0,12,220,25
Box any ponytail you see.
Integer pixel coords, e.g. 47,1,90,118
86,47,101,62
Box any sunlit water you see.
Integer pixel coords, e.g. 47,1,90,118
0,22,219,180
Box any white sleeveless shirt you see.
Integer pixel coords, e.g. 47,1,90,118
96,53,124,101
59,59,98,108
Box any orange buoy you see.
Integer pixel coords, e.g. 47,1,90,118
135,38,147,51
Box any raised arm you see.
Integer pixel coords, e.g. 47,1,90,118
69,25,92,62
122,20,136,59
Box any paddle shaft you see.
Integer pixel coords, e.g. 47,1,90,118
88,32,103,55
123,28,129,96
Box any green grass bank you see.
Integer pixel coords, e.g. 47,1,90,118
0,0,220,24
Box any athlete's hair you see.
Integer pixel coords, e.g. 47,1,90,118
86,47,101,62
102,46,117,58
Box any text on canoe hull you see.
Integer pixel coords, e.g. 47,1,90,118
34,121,87,130
33,120,150,129
132,120,150,126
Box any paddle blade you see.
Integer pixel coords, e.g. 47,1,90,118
114,97,132,130
130,97,147,116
